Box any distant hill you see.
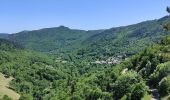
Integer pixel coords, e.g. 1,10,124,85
77,16,170,59
0,33,9,38
8,26,103,56
0,38,23,50
7,16,170,59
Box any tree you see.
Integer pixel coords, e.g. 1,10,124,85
158,76,170,96
112,71,148,99
167,6,170,14
163,7,170,31
131,82,148,100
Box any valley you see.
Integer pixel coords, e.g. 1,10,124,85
0,14,170,100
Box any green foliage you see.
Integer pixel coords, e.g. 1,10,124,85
121,95,127,100
19,94,33,100
161,36,170,44
158,76,170,96
0,39,57,99
8,26,103,57
0,95,12,100
141,94,151,100
78,16,170,60
1,16,170,100
131,82,148,100
112,71,148,100
150,62,170,87
4,16,170,61
117,35,170,98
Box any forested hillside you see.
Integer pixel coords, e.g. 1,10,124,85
1,0,170,100
0,16,170,100
0,38,113,99
8,26,103,56
0,39,55,99
7,16,170,60
77,16,170,60
0,33,9,39
2,31,170,99
45,30,170,100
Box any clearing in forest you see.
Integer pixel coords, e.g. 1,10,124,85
0,73,20,100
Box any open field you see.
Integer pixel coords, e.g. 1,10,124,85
0,73,20,100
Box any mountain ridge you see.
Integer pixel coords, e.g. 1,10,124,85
77,16,170,59
4,16,170,59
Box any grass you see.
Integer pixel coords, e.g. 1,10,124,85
161,95,170,100
141,94,152,100
0,73,20,100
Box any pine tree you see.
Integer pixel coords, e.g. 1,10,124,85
163,7,170,31
167,6,170,13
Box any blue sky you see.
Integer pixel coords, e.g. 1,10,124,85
0,0,170,33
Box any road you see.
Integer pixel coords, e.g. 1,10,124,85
150,89,160,100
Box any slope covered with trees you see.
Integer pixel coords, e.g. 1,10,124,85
0,38,113,99
2,32,170,100
6,16,170,60
0,39,58,99
1,15,170,100
49,35,170,100
77,16,170,60
8,26,103,56
0,33,9,39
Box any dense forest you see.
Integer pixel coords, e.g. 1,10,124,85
0,8,170,100
7,26,103,56
0,35,170,100
0,38,114,99
4,16,170,60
